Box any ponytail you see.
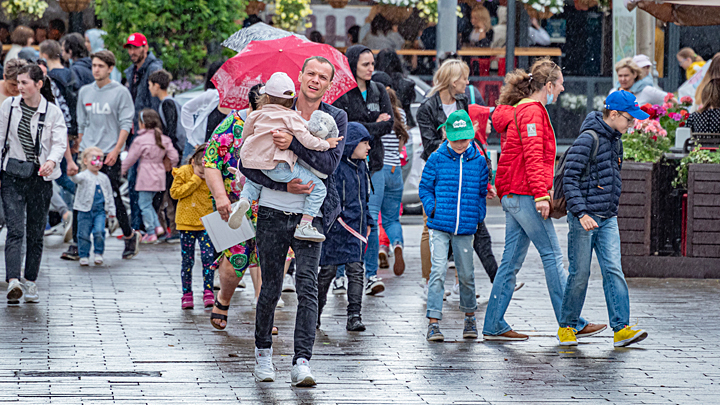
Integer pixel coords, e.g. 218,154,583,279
16,64,54,103
385,87,409,146
139,109,165,150
40,77,54,103
498,58,560,106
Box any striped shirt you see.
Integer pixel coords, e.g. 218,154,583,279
18,100,38,164
381,109,406,167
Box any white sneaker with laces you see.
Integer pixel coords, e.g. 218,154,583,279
447,283,460,302
294,222,325,242
79,258,90,266
6,279,23,303
23,281,39,303
364,275,385,295
228,198,251,230
291,358,316,387
332,277,347,295
254,347,275,382
94,255,103,265
282,274,296,292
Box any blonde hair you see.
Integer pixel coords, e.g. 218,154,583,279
428,59,470,97
614,57,645,80
81,146,104,170
677,47,703,63
472,6,492,32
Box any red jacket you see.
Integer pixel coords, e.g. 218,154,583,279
493,99,556,201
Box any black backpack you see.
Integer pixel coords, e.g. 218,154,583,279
551,130,599,219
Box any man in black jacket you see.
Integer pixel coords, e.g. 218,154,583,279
61,33,94,87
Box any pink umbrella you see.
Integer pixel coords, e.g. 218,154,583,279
212,36,357,110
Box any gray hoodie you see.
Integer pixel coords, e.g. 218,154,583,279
77,80,134,154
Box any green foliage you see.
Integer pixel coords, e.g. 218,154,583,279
95,0,245,77
673,147,720,188
622,130,671,163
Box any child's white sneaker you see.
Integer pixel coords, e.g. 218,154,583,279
294,222,325,242
94,255,103,265
228,198,251,230
79,258,90,266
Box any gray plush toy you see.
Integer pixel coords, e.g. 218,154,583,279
300,110,339,179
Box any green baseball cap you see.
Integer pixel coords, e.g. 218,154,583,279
437,110,475,141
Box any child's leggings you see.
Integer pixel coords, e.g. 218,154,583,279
180,230,216,294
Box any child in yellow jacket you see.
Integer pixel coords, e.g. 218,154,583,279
170,145,216,310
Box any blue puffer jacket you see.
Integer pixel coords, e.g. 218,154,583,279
320,123,375,266
419,141,488,235
563,111,624,218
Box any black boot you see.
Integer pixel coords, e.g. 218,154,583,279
346,314,366,332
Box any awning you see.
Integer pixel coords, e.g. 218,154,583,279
626,0,720,26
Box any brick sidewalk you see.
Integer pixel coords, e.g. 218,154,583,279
1,206,718,403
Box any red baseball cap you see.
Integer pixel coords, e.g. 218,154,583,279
124,33,147,48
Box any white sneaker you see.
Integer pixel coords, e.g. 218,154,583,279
254,347,275,382
23,281,39,303
282,273,296,292
291,358,316,387
228,198,251,230
94,255,103,265
294,222,325,242
79,258,90,266
364,275,385,295
447,283,460,302
6,279,23,303
332,276,347,295
277,296,285,308
44,223,63,237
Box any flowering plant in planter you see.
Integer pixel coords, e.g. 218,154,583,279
673,147,720,188
623,118,671,163
416,0,462,25
1,0,48,18
274,0,312,32
639,94,692,145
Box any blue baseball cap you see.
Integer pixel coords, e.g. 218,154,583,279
604,90,649,120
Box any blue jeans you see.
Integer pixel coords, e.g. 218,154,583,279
482,194,588,336
129,163,142,230
77,186,106,258
426,229,476,320
336,264,345,278
364,164,404,278
138,191,160,234
242,162,326,218
560,213,629,332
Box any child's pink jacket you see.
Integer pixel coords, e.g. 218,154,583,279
122,129,179,191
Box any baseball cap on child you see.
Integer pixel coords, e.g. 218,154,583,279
604,91,650,120
260,72,296,99
437,110,475,141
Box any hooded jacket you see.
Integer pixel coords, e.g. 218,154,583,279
493,99,556,201
170,164,213,231
419,140,488,235
71,57,94,88
124,52,164,134
333,45,394,174
320,123,374,266
417,91,469,161
48,67,79,136
121,128,179,191
563,111,624,218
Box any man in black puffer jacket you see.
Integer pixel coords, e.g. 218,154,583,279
558,91,650,348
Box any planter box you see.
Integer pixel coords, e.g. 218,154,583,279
686,164,720,258
618,162,654,256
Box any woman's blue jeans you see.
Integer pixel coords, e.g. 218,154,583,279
482,194,588,336
560,212,629,332
364,164,404,278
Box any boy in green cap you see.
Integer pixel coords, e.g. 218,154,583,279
419,110,490,342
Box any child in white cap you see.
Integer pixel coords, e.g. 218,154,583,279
230,72,342,242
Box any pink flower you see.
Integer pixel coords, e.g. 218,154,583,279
680,96,693,105
670,113,682,121
663,102,673,110
664,93,674,103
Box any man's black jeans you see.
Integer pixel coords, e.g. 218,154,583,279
255,206,322,365
2,173,52,282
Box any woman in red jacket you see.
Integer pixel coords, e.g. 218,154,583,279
481,58,605,341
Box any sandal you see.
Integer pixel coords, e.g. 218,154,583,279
210,298,230,330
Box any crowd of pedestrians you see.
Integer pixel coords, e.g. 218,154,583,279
1,28,650,389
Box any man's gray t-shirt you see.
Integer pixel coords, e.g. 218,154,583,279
76,80,134,153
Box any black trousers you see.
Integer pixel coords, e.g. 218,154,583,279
473,221,498,283
71,158,132,243
318,262,364,320
2,173,52,282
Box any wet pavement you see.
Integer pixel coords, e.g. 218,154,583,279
1,206,718,404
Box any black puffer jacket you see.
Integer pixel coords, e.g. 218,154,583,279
333,45,394,174
416,91,469,161
563,111,624,218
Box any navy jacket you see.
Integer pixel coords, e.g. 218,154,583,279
419,141,488,235
71,57,94,88
563,111,624,218
124,52,163,134
238,101,348,232
320,123,374,266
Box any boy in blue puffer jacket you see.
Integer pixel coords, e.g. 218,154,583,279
419,110,489,342
317,123,374,332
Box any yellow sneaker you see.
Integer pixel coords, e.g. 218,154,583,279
614,325,648,347
557,327,578,346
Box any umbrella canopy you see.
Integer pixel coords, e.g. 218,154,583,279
626,0,720,26
222,22,309,53
212,36,357,110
